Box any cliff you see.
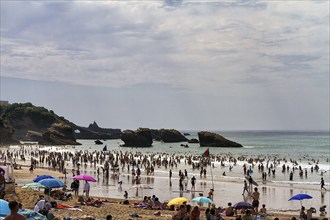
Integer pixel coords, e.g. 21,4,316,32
198,131,243,147
0,103,80,145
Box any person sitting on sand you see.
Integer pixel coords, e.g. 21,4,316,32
242,209,252,220
190,206,200,220
259,204,267,214
306,207,316,220
319,205,327,217
86,197,102,208
4,201,26,220
225,202,235,216
300,206,307,220
172,204,187,220
151,197,162,209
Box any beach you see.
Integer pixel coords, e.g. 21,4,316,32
0,135,329,219
2,167,313,220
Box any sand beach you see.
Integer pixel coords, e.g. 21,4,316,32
2,159,329,220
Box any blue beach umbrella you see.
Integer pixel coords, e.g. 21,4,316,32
38,178,65,189
288,193,313,207
33,175,54,182
0,199,10,217
192,196,213,204
233,201,253,209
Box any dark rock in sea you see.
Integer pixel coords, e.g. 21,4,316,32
158,129,188,142
183,133,190,136
121,128,153,147
95,140,103,145
188,138,199,144
198,131,243,147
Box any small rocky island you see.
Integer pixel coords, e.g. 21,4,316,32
198,131,243,147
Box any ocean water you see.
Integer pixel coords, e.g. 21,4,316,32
5,130,330,211
39,130,330,185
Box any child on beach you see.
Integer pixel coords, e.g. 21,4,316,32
242,180,248,195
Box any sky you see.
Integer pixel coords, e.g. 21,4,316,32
0,0,329,131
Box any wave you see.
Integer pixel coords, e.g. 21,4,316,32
271,180,330,186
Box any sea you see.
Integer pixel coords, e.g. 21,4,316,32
4,130,330,211
37,130,330,185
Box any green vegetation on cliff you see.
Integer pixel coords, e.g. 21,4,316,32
0,102,78,145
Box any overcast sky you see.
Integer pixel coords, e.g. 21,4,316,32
1,1,329,131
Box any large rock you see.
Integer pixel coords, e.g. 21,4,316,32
198,131,243,147
158,129,188,142
41,123,80,145
121,128,153,147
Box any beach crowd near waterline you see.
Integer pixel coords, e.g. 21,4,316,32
0,144,329,220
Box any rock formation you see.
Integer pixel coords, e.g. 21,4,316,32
71,121,121,140
198,131,243,147
158,129,188,142
121,128,153,147
41,123,80,145
188,138,199,144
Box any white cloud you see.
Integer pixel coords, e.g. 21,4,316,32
1,0,329,130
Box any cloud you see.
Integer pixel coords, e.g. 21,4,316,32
1,1,329,98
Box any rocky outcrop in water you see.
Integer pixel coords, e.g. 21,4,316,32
121,128,153,147
198,131,243,147
158,129,188,142
188,138,199,143
71,121,121,140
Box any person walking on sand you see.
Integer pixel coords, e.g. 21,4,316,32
83,180,90,198
242,180,249,195
4,201,26,220
320,177,326,190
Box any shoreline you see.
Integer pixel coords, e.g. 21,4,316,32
6,166,330,218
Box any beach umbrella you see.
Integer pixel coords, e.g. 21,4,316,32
0,199,10,217
22,182,46,189
233,201,253,209
167,197,189,206
73,174,97,182
38,178,65,189
192,196,213,204
288,193,313,206
33,175,54,182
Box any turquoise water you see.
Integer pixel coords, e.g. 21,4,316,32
69,130,329,185
5,130,329,211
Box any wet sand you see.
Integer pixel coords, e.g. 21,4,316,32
8,166,330,219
